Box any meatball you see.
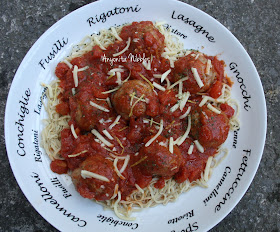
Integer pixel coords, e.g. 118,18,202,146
119,21,165,57
137,135,183,177
69,90,110,131
111,80,154,119
190,106,230,148
173,52,218,94
71,155,118,201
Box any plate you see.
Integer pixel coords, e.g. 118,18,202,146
5,0,267,231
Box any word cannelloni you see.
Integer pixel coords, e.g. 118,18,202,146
42,21,239,220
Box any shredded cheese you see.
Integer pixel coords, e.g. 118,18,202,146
142,59,151,70
194,140,204,153
110,184,119,199
115,136,124,154
204,156,213,181
170,103,180,112
113,158,125,179
153,82,166,91
120,155,130,173
177,115,191,146
73,65,79,87
207,103,221,114
139,73,154,90
103,129,114,140
199,96,209,107
129,94,145,117
179,106,191,119
91,129,113,147
178,81,183,96
106,97,112,108
179,92,190,111
70,124,78,139
161,69,171,83
81,170,110,182
131,156,147,167
191,67,204,88
109,115,121,130
102,87,120,94
89,101,109,112
108,68,124,75
108,153,126,160
169,137,174,154
113,37,131,57
68,150,88,158
153,74,162,78
78,66,89,72
168,77,188,89
116,71,122,85
188,144,194,155
206,59,211,75
145,119,164,147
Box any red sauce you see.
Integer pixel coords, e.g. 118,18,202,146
51,21,234,201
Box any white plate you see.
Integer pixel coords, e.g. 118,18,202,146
5,0,267,231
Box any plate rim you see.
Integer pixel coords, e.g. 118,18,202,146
4,0,267,231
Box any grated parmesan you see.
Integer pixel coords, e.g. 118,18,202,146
109,115,121,130
170,102,180,112
81,170,110,182
177,115,191,146
204,156,213,181
113,158,125,179
102,87,120,94
205,59,212,75
194,140,204,153
188,144,194,155
179,92,190,111
168,77,188,89
89,101,110,112
113,37,131,57
91,129,113,147
103,129,114,140
161,69,171,83
207,103,221,114
110,184,119,199
116,71,122,85
169,137,174,154
68,150,88,158
120,155,130,173
179,106,191,119
191,67,204,88
145,119,164,147
153,82,166,91
73,65,79,87
70,124,78,139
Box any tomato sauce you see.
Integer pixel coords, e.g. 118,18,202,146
50,21,234,201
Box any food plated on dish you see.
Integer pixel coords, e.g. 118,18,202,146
5,1,266,231
42,21,239,219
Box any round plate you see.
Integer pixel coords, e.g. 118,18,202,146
5,0,266,231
